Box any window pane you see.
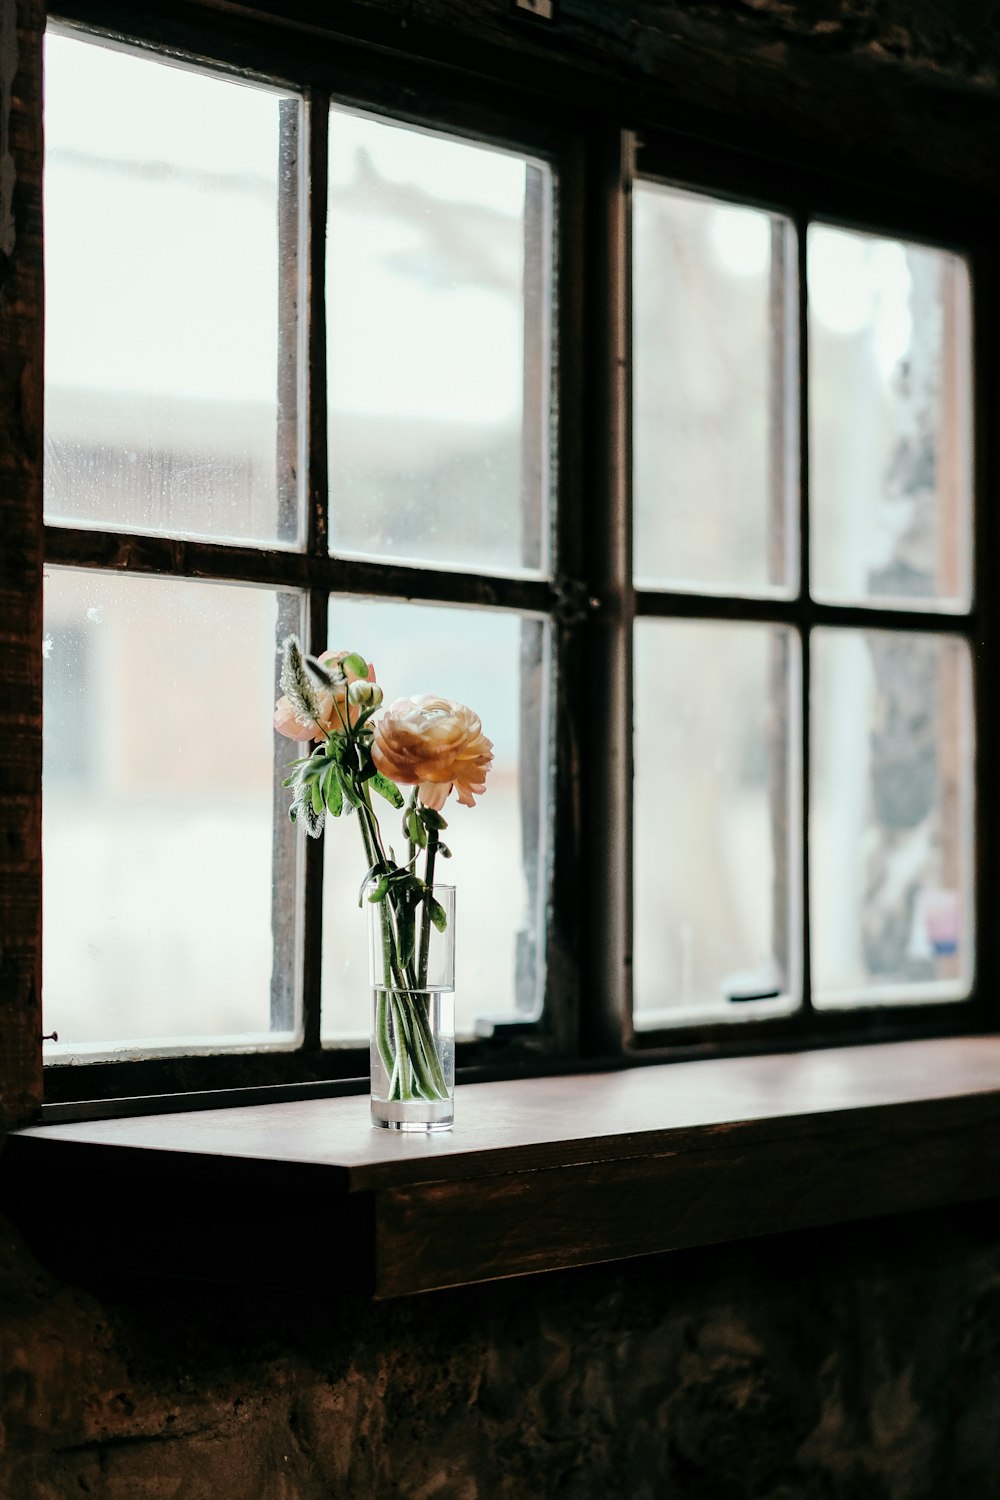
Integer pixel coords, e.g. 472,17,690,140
808,227,972,609
44,31,299,546
43,571,301,1057
811,629,973,1005
320,601,548,1040
633,620,800,1026
327,108,552,575
633,184,797,595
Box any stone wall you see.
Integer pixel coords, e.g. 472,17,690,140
2,1202,999,1499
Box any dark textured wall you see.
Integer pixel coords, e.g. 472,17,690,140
2,1203,1000,1499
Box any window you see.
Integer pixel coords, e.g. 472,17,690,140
39,12,988,1107
628,143,978,1052
42,22,562,1097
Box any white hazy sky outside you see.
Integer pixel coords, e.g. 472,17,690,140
44,29,527,422
45,28,923,427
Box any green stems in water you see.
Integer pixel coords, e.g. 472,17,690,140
361,789,449,1104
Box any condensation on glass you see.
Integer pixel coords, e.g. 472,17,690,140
808,226,972,610
326,107,554,576
319,598,549,1041
810,629,974,1006
632,182,798,596
42,570,302,1058
44,30,301,546
633,620,800,1027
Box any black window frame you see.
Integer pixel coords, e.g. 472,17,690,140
40,1,999,1112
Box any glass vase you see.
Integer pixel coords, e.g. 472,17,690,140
368,883,456,1131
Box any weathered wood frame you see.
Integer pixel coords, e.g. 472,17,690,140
0,0,44,1131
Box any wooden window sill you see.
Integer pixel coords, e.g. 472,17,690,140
4,1036,1000,1298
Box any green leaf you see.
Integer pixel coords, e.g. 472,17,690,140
367,875,390,903
338,769,363,809
371,772,404,809
428,896,448,932
357,864,383,906
323,764,343,817
311,779,324,817
406,808,427,848
419,806,448,831
436,843,452,858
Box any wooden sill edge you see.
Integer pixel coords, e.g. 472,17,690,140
3,1035,1000,1296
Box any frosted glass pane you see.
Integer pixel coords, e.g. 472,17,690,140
633,183,797,594
319,601,548,1039
327,108,552,575
634,620,799,1026
811,629,973,1005
44,31,298,545
43,571,300,1056
809,227,972,609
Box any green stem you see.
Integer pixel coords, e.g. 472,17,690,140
353,768,448,1104
406,993,449,1099
418,824,440,991
374,989,393,1083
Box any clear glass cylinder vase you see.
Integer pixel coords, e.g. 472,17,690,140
368,883,456,1131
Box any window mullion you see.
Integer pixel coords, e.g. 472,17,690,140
579,126,634,1058
300,90,332,1054
796,210,814,1015
269,97,307,1037
514,162,550,1020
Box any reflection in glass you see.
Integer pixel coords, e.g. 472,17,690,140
809,226,972,609
327,108,552,576
43,571,300,1055
44,31,297,545
811,629,973,1004
633,183,797,595
633,620,799,1026
320,599,548,1039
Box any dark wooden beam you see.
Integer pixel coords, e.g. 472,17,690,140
49,0,1000,206
0,0,44,1132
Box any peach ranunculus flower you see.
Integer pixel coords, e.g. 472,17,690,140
274,647,376,742
371,695,494,810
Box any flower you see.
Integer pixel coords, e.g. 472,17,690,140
274,646,376,741
276,636,494,1117
371,695,494,809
